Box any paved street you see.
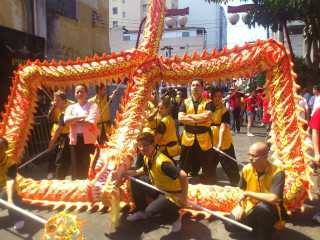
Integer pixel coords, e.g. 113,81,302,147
1,122,319,240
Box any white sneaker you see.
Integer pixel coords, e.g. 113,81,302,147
47,173,54,179
247,133,254,137
127,211,147,221
170,210,182,233
14,220,24,230
312,210,320,224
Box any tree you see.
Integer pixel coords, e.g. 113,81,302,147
238,0,320,88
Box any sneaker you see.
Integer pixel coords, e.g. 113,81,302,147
14,220,24,230
171,210,182,233
247,133,254,137
47,173,54,180
312,211,320,224
127,211,147,221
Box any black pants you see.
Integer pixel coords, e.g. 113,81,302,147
212,144,240,186
55,134,71,180
224,202,280,240
231,108,241,132
131,175,181,224
98,124,107,145
179,139,216,185
70,136,95,180
0,188,23,222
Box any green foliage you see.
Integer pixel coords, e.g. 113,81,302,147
293,56,309,88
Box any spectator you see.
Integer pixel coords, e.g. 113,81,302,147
202,85,211,99
263,97,272,150
64,84,99,180
244,90,258,137
310,85,320,117
256,87,264,126
89,83,117,145
308,109,320,224
297,89,310,122
0,137,24,230
211,88,240,186
302,88,312,103
224,142,287,240
229,86,241,133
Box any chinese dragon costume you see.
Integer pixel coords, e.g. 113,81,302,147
0,0,314,222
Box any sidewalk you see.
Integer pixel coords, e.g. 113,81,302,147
0,123,319,239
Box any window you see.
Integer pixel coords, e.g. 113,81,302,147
122,12,126,18
47,0,77,20
123,35,130,41
113,7,118,14
180,46,185,50
182,32,189,37
122,0,126,3
113,21,118,27
143,4,148,12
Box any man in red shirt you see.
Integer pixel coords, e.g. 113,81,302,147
230,86,242,133
308,109,320,224
202,85,211,99
263,98,272,150
244,90,257,137
256,87,264,124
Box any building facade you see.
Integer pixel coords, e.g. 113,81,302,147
109,0,226,56
0,0,110,113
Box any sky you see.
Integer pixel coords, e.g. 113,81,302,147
222,0,268,48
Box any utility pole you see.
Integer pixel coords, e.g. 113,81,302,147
162,45,173,58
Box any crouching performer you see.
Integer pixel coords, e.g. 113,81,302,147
125,132,188,233
224,142,287,240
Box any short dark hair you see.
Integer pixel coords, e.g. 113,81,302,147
191,77,203,87
297,89,302,95
54,91,67,100
313,85,320,93
137,132,154,144
0,137,9,148
211,88,223,98
75,84,88,92
95,83,106,93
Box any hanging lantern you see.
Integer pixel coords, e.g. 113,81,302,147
242,12,251,25
178,15,188,28
228,13,240,25
165,17,176,29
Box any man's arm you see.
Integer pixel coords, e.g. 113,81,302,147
124,167,147,177
49,125,63,150
6,179,15,205
177,170,188,206
178,112,196,125
232,188,245,221
187,110,213,123
312,129,320,165
242,191,279,205
47,104,56,119
146,108,159,122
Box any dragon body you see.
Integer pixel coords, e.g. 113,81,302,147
0,0,313,217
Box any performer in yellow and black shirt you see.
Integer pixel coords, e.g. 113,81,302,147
136,89,162,168
178,77,216,185
46,90,74,179
89,83,117,145
48,91,72,180
0,137,24,230
211,88,240,186
125,132,188,233
154,101,180,161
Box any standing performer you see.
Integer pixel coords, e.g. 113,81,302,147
136,89,162,168
46,91,74,179
48,91,71,180
88,83,117,145
211,88,240,186
178,77,215,184
0,137,24,230
229,86,242,133
125,132,188,233
224,142,287,240
154,101,180,160
64,84,99,180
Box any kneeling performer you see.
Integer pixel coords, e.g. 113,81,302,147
125,132,188,233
